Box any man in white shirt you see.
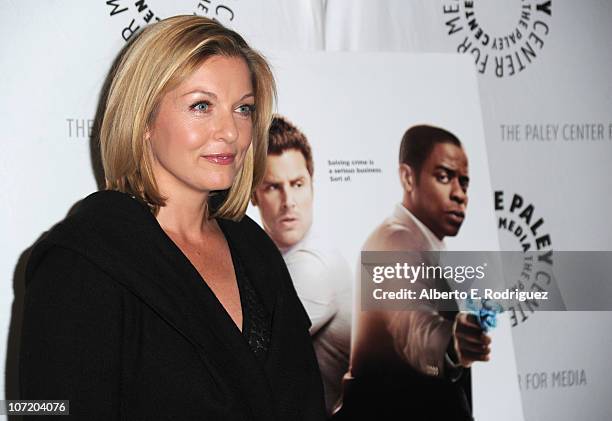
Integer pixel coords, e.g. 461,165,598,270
252,115,352,416
339,125,491,421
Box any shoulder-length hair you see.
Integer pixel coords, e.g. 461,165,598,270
100,15,276,220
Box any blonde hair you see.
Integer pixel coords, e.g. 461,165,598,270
100,15,276,220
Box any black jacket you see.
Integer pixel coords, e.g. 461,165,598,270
20,190,326,420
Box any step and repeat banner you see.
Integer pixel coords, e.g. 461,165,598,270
1,1,611,420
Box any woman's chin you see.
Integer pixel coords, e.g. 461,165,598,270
198,177,236,193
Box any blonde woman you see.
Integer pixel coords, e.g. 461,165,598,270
20,16,325,420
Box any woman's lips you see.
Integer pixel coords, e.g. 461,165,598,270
202,154,235,165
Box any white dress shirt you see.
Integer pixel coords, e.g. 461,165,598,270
282,228,352,416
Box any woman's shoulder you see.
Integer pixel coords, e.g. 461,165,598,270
27,190,155,284
217,214,293,297
217,214,280,258
36,190,150,250
51,189,150,234
65,190,151,227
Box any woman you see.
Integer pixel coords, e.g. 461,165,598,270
20,16,325,420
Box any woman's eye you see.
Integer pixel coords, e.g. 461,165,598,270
191,101,210,112
236,104,255,116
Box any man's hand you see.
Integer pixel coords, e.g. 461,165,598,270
452,312,491,367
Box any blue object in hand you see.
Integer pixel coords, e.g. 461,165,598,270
466,298,504,332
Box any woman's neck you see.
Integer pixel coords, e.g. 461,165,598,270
156,190,213,241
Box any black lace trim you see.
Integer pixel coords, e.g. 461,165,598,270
232,247,271,361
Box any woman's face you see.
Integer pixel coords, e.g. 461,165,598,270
147,55,255,198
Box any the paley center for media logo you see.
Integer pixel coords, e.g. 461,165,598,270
442,0,552,78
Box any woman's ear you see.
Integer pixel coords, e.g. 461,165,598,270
399,163,415,194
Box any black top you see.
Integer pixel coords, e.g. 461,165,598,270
20,190,325,420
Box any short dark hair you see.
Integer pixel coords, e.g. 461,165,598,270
399,125,462,178
267,115,314,177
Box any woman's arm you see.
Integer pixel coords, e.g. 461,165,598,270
20,246,123,420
